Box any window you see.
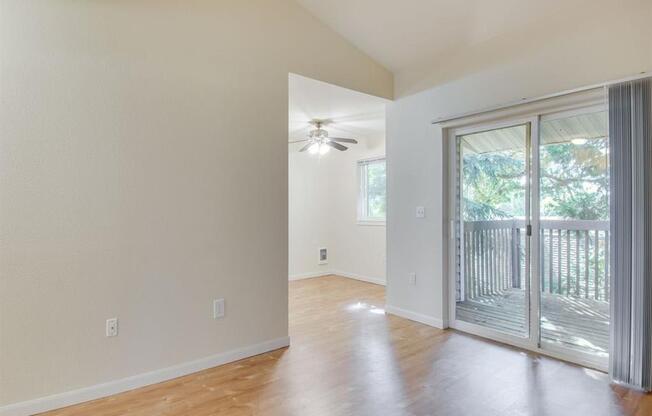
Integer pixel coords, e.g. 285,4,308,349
357,158,386,224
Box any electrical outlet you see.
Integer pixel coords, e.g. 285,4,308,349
213,298,225,319
106,318,118,337
408,272,417,286
416,206,426,218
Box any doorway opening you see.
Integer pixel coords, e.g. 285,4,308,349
287,73,388,289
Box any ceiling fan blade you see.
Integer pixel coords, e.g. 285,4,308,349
328,137,358,144
288,139,309,144
298,142,314,152
325,141,348,151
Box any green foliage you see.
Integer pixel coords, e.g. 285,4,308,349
462,150,525,220
540,141,608,220
462,139,609,221
367,162,386,218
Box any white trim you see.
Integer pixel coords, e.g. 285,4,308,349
332,271,386,286
289,271,386,286
356,219,386,226
0,337,290,416
288,271,331,281
357,155,386,164
385,305,448,329
530,116,540,349
357,157,387,223
450,115,534,137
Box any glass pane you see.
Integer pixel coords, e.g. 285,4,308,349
539,109,609,358
366,161,386,219
456,124,529,338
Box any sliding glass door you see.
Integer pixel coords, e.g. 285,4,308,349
454,122,531,339
538,107,610,361
450,104,610,369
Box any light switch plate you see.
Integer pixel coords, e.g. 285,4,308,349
408,272,417,286
213,298,225,319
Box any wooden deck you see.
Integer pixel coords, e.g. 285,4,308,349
456,289,609,356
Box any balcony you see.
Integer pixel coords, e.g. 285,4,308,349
455,219,609,357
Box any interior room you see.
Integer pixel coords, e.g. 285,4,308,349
1,1,652,415
288,73,387,285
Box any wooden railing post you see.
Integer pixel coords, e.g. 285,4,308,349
510,222,520,288
604,230,609,301
461,219,609,302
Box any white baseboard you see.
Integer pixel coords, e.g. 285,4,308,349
385,305,448,329
0,336,290,416
288,271,331,281
331,271,386,286
289,271,386,286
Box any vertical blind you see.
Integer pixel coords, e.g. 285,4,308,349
609,77,652,390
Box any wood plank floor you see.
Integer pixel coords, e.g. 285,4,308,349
41,275,650,416
457,289,609,356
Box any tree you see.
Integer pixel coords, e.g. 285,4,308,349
540,140,608,220
462,150,525,221
462,138,609,221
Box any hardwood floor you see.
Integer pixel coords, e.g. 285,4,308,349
42,275,650,416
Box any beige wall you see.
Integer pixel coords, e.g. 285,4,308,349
0,0,392,407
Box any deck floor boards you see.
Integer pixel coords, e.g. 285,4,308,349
456,289,609,356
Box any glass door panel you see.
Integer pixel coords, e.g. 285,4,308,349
538,108,609,359
455,123,530,338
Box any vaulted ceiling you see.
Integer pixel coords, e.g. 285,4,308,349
297,0,562,73
295,0,646,96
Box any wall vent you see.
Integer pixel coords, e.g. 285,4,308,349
319,248,328,265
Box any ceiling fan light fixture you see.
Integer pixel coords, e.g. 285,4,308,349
294,119,357,154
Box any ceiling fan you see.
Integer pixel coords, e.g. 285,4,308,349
289,119,358,155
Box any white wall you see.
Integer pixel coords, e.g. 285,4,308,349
0,0,392,411
288,153,331,278
386,2,652,326
289,138,386,284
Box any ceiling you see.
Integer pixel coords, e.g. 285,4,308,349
289,73,388,146
295,0,608,76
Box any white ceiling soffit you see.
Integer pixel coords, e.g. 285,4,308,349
294,0,613,76
289,73,388,143
461,110,607,154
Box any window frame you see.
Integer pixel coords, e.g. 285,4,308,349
357,156,386,226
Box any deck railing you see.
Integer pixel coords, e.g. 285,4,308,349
461,219,609,302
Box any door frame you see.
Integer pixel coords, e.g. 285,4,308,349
447,116,538,353
536,103,609,370
444,96,609,371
